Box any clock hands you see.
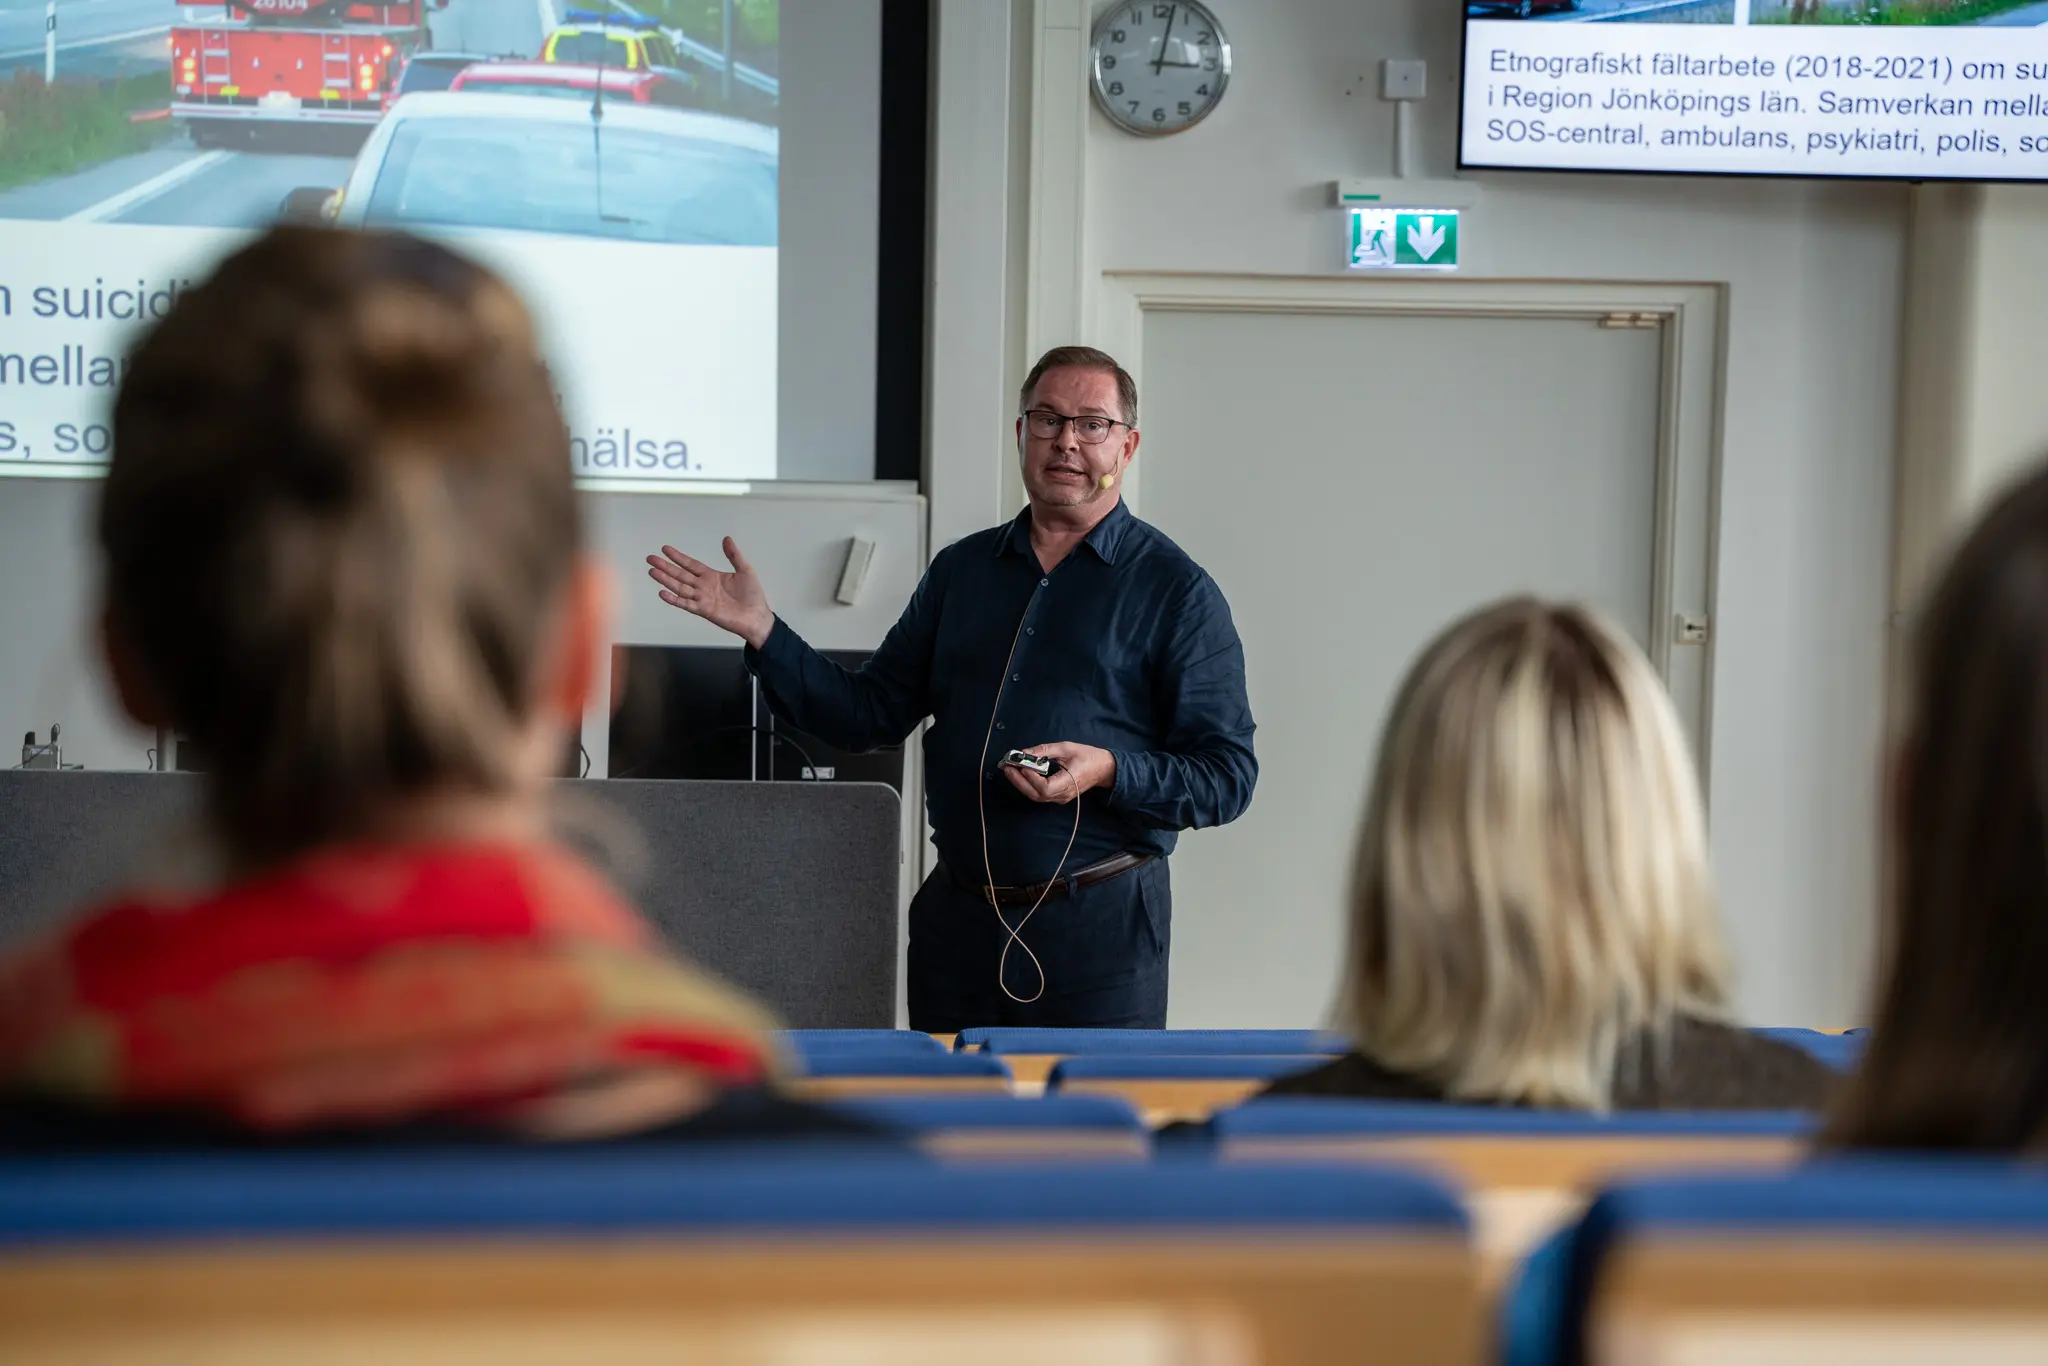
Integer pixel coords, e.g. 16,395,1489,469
1151,3,1176,77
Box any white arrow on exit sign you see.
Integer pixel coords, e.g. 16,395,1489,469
1405,216,1446,261
1348,208,1461,272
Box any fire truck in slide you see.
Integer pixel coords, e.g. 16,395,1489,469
171,1,439,144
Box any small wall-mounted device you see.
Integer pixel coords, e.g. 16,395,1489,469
1380,58,1427,180
835,537,876,606
1381,58,1426,103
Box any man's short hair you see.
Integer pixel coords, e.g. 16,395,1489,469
1018,346,1138,428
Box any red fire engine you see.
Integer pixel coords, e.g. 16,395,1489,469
171,1,433,142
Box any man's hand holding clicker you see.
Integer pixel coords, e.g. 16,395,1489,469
1003,742,1116,804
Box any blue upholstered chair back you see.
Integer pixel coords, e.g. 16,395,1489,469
1500,1159,2048,1366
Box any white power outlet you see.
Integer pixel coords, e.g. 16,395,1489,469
1381,59,1427,102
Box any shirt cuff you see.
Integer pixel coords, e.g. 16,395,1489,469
1104,747,1134,810
741,616,794,675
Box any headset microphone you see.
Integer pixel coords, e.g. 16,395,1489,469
1099,472,1116,490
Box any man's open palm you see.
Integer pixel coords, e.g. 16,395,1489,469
648,537,775,650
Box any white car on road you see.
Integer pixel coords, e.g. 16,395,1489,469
289,91,777,246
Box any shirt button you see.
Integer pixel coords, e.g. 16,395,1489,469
1040,578,1050,587
1012,673,1021,682
996,722,1005,730
1026,627,1035,635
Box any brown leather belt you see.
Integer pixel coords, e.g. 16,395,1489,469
950,852,1152,907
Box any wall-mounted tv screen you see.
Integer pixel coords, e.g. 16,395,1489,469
1461,3,2048,182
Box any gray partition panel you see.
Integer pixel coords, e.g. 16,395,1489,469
582,778,901,1027
0,772,900,1027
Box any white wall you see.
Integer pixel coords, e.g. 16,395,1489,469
779,0,884,482
0,479,148,773
925,0,1025,550
1892,183,2048,626
578,483,925,777
926,0,1906,1027
1954,187,2048,508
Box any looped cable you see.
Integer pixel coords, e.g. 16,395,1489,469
989,770,1081,1003
976,615,1085,1005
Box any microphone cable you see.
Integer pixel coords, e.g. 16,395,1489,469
976,612,1083,1005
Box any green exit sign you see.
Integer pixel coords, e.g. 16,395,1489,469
1349,208,1460,272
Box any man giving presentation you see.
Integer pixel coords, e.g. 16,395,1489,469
648,346,1257,1029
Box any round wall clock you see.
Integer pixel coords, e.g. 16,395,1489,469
1089,1,1232,137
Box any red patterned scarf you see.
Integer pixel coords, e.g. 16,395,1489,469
0,842,783,1134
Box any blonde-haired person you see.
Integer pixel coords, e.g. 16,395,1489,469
0,228,858,1148
1266,599,1832,1110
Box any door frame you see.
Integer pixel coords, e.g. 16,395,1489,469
1093,271,1727,788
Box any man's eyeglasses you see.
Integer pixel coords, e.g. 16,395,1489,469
1022,408,1128,445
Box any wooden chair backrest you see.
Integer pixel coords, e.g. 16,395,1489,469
1592,1238,2048,1366
0,1233,1482,1366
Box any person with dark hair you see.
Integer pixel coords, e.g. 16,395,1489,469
1824,466,2048,1153
648,346,1258,1030
0,227,848,1148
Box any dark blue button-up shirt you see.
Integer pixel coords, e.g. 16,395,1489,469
745,502,1257,884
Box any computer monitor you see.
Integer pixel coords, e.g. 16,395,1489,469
609,645,758,782
607,645,903,792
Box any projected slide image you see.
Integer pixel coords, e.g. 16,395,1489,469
1467,0,2048,21
0,1,778,229
0,0,781,484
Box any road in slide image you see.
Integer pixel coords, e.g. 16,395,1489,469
1978,0,2048,22
0,0,548,227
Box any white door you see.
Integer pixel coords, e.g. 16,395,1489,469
1123,294,1707,1029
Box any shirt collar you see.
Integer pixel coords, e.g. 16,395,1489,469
995,500,1134,566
